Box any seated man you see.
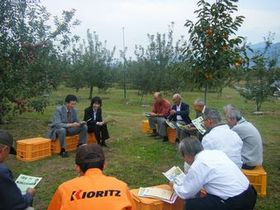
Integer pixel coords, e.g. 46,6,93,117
0,130,35,210
48,144,135,210
193,99,209,117
202,108,243,168
224,104,263,170
84,96,110,147
172,137,257,210
167,93,192,141
48,95,87,158
148,92,171,142
188,99,210,141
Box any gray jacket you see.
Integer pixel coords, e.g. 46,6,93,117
232,117,263,166
47,105,80,140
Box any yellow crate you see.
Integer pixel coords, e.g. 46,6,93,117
141,120,152,134
130,184,183,210
167,128,176,144
51,135,79,154
242,166,267,197
16,137,51,162
87,133,97,144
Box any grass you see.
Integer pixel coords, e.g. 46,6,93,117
1,86,279,210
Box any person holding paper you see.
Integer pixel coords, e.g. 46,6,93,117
48,144,135,210
171,137,257,210
48,95,87,158
0,130,35,210
201,108,243,168
84,96,110,147
148,92,171,142
224,104,263,170
167,94,192,141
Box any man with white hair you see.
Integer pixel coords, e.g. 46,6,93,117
193,99,209,118
202,108,243,168
172,137,257,210
224,104,263,170
167,93,192,141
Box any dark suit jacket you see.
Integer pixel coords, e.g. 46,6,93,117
83,107,103,132
47,105,80,140
168,102,192,124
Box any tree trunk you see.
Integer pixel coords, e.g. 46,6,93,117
89,83,94,99
204,82,208,105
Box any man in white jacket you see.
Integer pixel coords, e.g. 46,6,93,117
172,137,257,210
201,108,243,168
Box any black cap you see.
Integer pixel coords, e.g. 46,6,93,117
75,144,105,165
0,130,16,155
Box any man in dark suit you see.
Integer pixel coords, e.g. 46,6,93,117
48,95,87,158
84,96,109,147
167,94,192,141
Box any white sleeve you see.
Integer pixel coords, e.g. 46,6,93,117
201,135,214,150
173,162,209,199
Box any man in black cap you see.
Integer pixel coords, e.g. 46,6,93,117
0,130,36,210
48,144,135,210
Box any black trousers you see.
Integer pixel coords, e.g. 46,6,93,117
185,185,257,210
88,123,110,144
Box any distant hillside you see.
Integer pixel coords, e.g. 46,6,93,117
247,42,280,66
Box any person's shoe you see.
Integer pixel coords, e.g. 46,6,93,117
162,136,168,142
153,135,162,139
60,151,69,158
101,142,108,147
149,132,158,137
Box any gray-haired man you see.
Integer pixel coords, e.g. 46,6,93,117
224,104,263,170
201,108,243,168
171,137,257,210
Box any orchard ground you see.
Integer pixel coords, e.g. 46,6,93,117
1,86,279,210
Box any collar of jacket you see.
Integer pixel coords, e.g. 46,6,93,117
84,168,103,176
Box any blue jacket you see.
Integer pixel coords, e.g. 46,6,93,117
168,102,192,124
0,164,33,210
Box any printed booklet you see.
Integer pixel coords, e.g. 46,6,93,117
15,174,42,195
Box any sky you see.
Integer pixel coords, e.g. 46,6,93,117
40,0,280,58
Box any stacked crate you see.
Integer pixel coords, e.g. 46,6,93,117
16,137,51,162
51,135,79,154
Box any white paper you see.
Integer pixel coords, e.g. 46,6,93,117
165,120,176,129
138,187,178,204
191,116,206,134
15,174,42,195
163,166,185,185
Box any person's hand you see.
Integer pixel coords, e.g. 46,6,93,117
96,121,104,126
69,122,80,128
169,181,174,189
170,110,176,115
26,188,36,197
150,112,157,117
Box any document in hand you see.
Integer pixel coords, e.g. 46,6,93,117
165,120,176,129
144,112,151,117
138,187,178,204
191,116,206,134
163,166,185,185
15,174,42,195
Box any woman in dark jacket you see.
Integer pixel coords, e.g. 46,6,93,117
83,96,109,147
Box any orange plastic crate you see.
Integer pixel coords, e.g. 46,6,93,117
130,184,183,210
141,120,152,134
87,133,97,144
16,137,51,162
167,128,176,144
51,135,79,154
242,166,267,197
